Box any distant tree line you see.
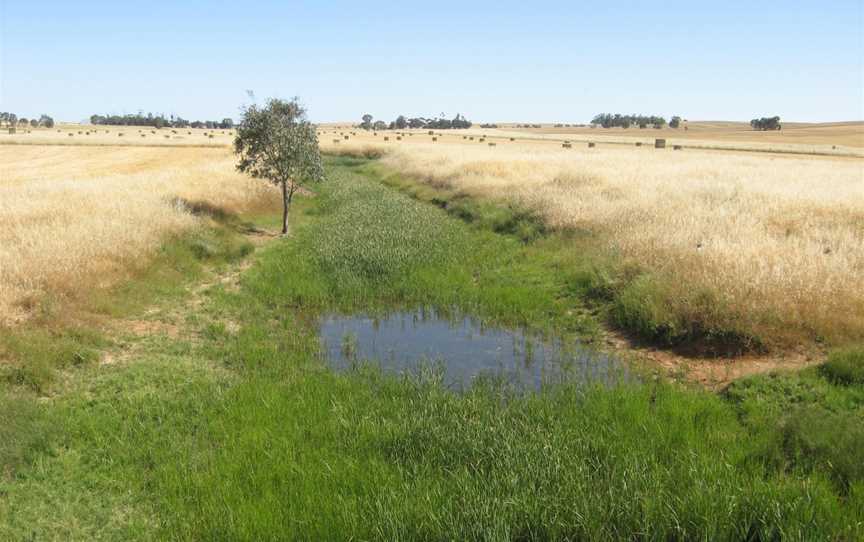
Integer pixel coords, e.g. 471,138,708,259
591,113,674,129
0,112,54,128
359,113,473,131
750,116,781,131
89,113,234,130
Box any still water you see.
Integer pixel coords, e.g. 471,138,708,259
319,308,627,392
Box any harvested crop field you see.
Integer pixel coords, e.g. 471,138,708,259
321,137,864,348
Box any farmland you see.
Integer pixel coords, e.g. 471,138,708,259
320,128,864,352
1,125,863,539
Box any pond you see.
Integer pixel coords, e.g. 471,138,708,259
319,308,627,392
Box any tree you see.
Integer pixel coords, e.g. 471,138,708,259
669,116,681,129
38,115,54,128
234,98,324,235
372,120,387,131
221,118,234,129
750,116,781,131
360,114,373,130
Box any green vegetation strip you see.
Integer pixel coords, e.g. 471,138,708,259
1,157,861,540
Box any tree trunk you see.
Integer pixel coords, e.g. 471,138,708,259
281,180,290,235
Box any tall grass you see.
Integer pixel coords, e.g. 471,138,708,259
0,145,275,324
144,160,860,539
321,140,864,348
2,158,860,540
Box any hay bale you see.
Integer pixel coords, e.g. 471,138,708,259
344,135,349,140
384,136,390,141
118,133,124,137
68,133,73,137
635,142,642,147
332,139,340,144
432,137,437,142
588,142,595,148
673,145,682,150
655,138,666,149
469,136,475,141
488,142,496,147
562,142,572,149
209,134,214,139
428,130,434,135
510,137,515,141
396,136,402,140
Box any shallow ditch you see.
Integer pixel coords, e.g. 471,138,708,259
319,307,628,392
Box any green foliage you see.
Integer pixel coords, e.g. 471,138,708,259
726,370,864,494
235,97,324,233
592,113,666,128
2,158,861,540
751,116,782,130
819,346,864,385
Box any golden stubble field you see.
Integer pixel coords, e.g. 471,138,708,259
2,121,863,346
321,131,864,346
0,144,274,324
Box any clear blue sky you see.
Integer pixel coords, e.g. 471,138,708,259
1,1,862,123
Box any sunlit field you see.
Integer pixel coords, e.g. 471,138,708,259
0,124,234,147
321,134,864,347
0,144,274,324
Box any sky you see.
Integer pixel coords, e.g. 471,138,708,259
1,1,862,124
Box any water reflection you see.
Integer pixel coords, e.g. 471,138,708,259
319,308,626,391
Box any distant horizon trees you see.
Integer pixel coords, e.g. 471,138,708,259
0,112,54,128
358,113,473,130
750,116,781,130
591,113,669,129
89,112,235,129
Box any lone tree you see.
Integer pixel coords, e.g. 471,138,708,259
234,97,324,235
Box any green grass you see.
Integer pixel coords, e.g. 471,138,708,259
360,160,773,353
1,157,861,540
819,345,864,386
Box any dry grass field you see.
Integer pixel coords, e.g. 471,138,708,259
318,121,864,157
507,120,864,148
321,133,864,347
0,124,235,147
3,122,862,346
0,144,274,324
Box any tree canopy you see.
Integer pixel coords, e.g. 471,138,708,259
89,112,235,129
234,98,324,234
591,113,667,129
750,116,781,130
